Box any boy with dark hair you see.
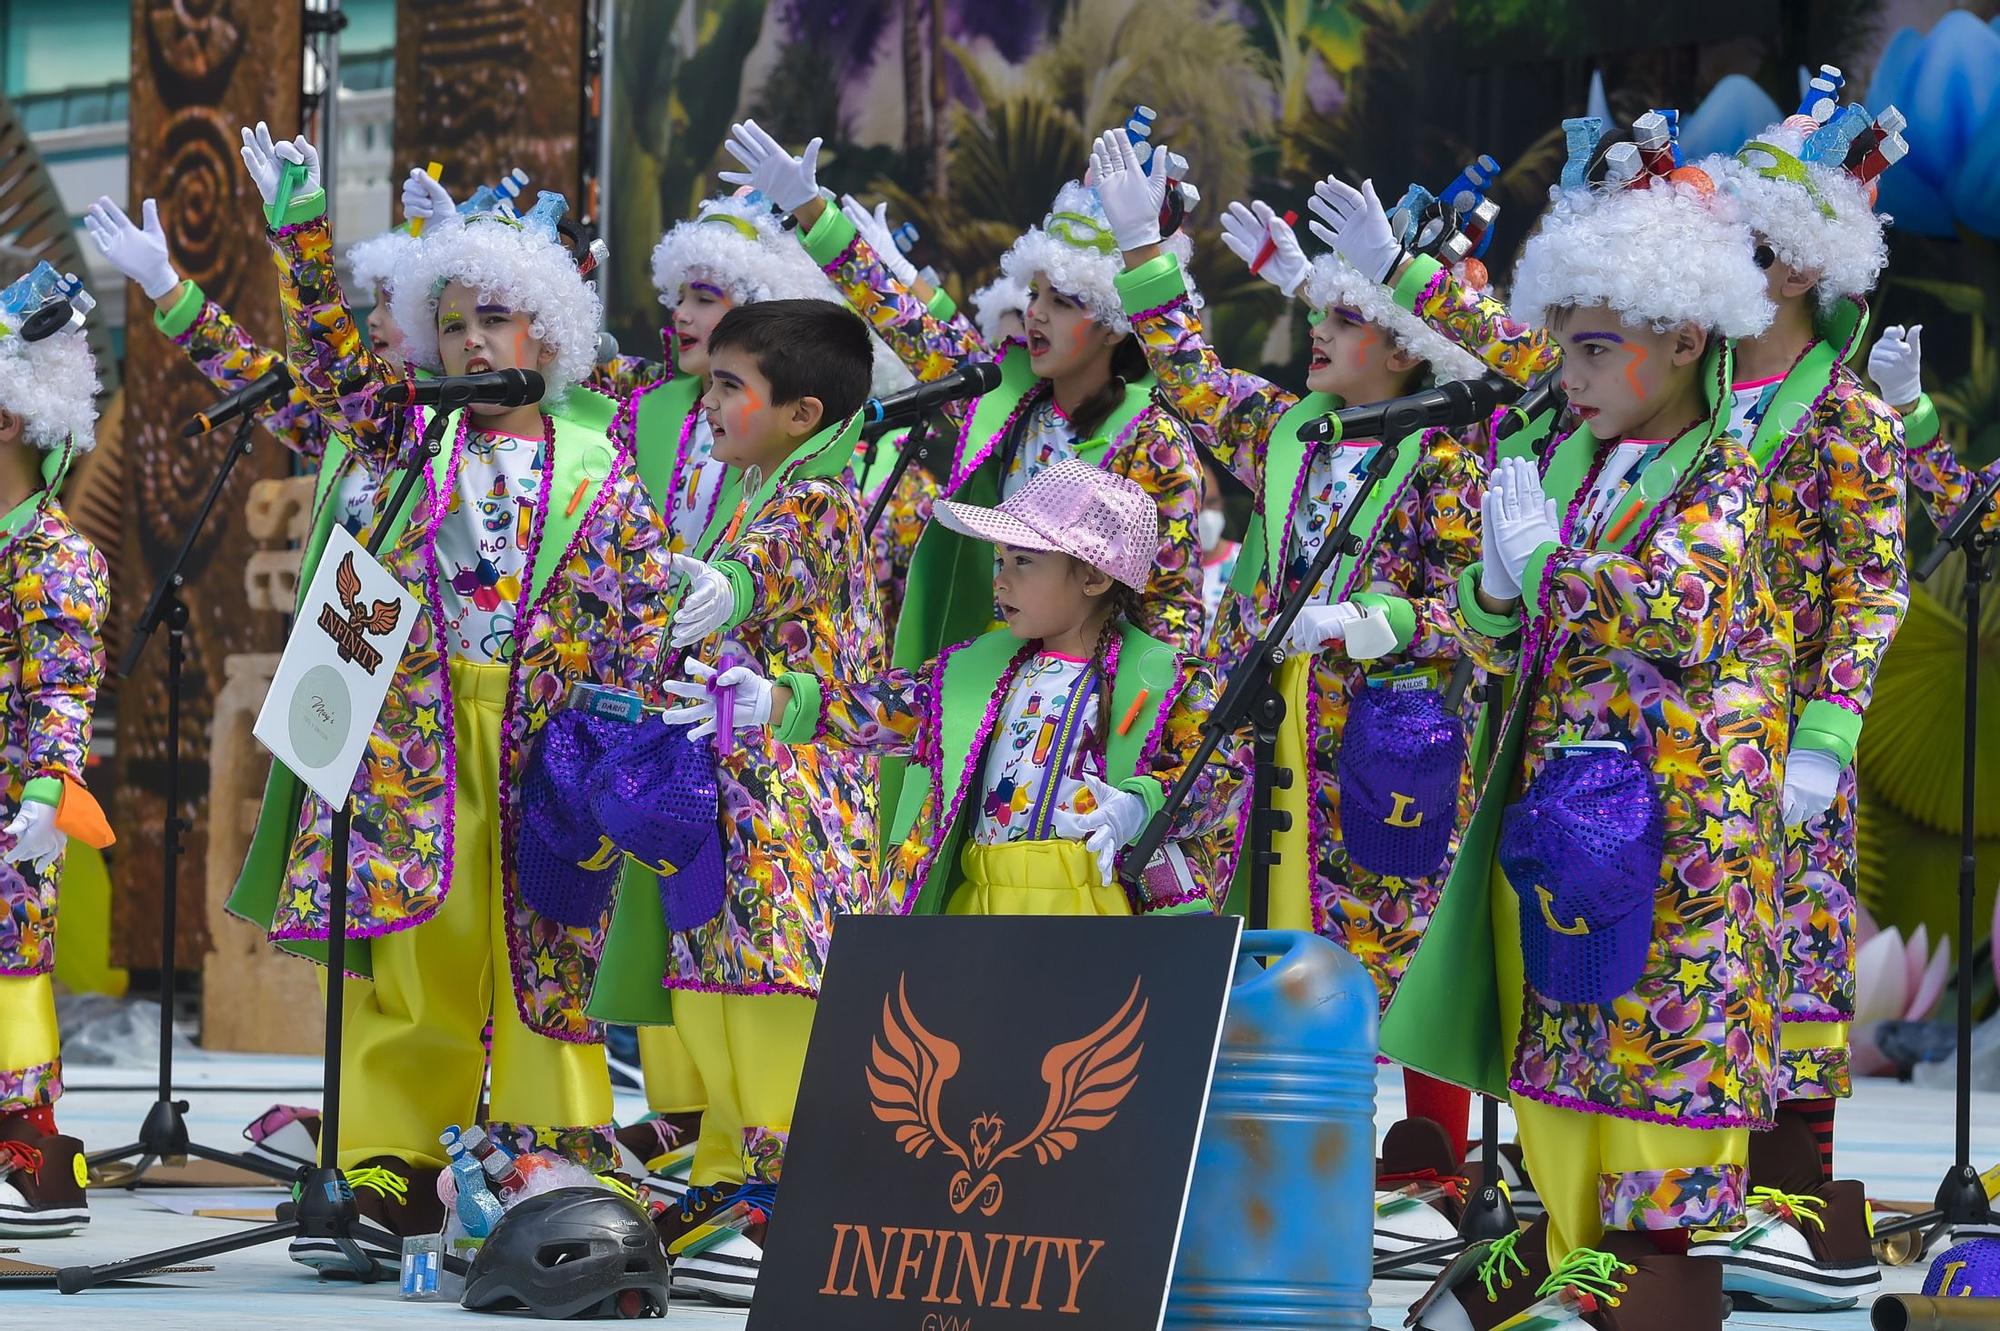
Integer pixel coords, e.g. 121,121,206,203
589,296,888,1304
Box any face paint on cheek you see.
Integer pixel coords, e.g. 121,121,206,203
511,327,532,369
1069,319,1092,351
725,384,764,440
1351,325,1380,370
1620,343,1652,400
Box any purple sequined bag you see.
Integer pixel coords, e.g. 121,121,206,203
1338,683,1466,880
1499,747,1665,1006
586,720,727,933
517,710,626,928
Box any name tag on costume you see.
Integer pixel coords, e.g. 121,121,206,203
254,525,418,808
750,914,1240,1331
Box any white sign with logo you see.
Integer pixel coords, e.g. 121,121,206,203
254,524,420,808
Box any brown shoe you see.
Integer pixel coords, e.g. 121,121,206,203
1591,1233,1725,1330
615,1113,699,1203
1408,1216,1553,1329
0,1117,89,1238
1377,1117,1471,1281
285,1156,444,1277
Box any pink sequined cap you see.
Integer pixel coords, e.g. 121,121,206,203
933,458,1158,590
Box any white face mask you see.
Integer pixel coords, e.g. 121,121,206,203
1198,508,1227,552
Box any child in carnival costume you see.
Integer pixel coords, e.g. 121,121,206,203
1098,130,1495,1258
1682,78,1913,1310
1322,119,1792,1331
677,458,1240,921
587,299,889,1303
0,267,112,1239
226,127,677,1269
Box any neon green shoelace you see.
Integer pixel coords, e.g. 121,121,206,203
1476,1229,1531,1300
597,1172,640,1203
1534,1248,1634,1309
346,1165,410,1204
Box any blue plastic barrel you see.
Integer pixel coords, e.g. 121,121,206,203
1165,929,1378,1329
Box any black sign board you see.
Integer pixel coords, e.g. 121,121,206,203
750,914,1242,1331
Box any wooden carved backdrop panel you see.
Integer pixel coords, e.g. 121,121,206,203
393,0,584,212
111,0,303,969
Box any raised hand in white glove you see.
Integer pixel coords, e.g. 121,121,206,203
1781,747,1843,829
1219,200,1309,298
1282,602,1368,657
1306,174,1401,284
667,553,737,649
658,659,774,740
1867,323,1924,410
1087,129,1169,251
401,167,458,229
2,802,66,874
1053,773,1151,886
1488,456,1562,591
718,119,822,213
840,196,919,286
238,123,322,206
84,197,181,302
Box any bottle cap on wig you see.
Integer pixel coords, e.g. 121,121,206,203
0,264,102,471
997,180,1200,335
1508,112,1775,339
349,167,532,298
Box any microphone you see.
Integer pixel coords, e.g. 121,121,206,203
1491,370,1567,448
376,368,547,409
1300,374,1518,443
185,364,293,436
862,360,1004,426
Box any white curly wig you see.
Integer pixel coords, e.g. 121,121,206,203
0,329,99,452
969,271,1029,347
1705,123,1888,309
346,228,416,299
1304,252,1488,383
650,194,828,309
1508,177,1775,340
390,215,603,402
998,181,1199,335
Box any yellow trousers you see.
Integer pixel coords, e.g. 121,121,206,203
1493,862,1746,1261
951,839,1132,917
0,972,58,1112
638,1025,707,1115
670,990,815,1187
337,659,613,1170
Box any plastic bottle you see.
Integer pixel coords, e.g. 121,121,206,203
457,1124,554,1199
439,1129,505,1239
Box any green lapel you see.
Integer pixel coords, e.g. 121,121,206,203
951,343,1040,484
690,410,864,561
631,375,703,506
1744,296,1861,472
1247,393,1426,596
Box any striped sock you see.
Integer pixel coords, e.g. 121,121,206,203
1788,1098,1837,1180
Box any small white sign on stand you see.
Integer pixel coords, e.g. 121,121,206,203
254,524,420,806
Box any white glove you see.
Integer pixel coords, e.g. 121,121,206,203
1087,129,1169,251
1053,773,1151,885
2,802,66,874
401,167,458,229
1479,489,1521,602
238,123,322,206
1282,602,1368,656
1488,456,1562,591
1306,174,1402,284
667,553,737,648
1219,200,1309,298
718,119,822,213
83,197,181,301
659,659,774,741
1782,747,1843,829
1867,323,1923,410
841,196,919,286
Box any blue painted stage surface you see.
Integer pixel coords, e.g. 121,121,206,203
15,1050,1992,1329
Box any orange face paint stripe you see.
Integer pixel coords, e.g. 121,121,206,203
1621,342,1652,400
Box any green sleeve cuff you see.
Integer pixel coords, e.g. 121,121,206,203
799,200,859,268
20,776,61,807
1392,254,1445,313
1113,252,1189,317
154,280,205,338
714,560,756,633
1115,774,1167,821
1517,541,1563,629
771,671,823,746
924,286,957,321
1456,564,1521,640
1349,591,1417,654
267,186,327,231
1901,392,1939,450
1793,698,1864,767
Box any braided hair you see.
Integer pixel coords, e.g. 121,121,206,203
1079,576,1140,766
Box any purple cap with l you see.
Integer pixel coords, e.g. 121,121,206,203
1925,1238,2000,1297
586,720,727,933
517,709,626,928
1338,684,1466,881
1499,748,1665,1005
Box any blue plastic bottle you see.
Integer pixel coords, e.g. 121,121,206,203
1165,930,1378,1329
440,1128,505,1240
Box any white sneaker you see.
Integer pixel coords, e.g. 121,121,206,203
243,1104,321,1171
1688,1184,1881,1311
1374,1187,1463,1280
0,1132,90,1238
673,1229,761,1305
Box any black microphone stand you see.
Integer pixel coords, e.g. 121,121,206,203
61,408,473,1293
86,410,295,1188
1874,469,2000,1256
864,411,936,537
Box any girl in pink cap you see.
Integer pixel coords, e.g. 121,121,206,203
666,458,1242,918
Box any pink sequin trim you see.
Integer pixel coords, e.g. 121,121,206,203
951,381,1045,493
1415,266,1450,312
659,975,821,999
1129,296,1189,325
1815,694,1866,718
1508,1078,1770,1131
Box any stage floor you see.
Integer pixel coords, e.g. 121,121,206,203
13,1050,1992,1329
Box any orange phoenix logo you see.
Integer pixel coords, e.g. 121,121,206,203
867,974,1145,1217
317,552,402,675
